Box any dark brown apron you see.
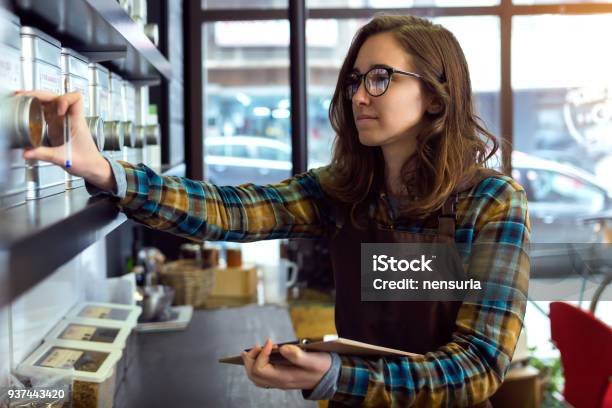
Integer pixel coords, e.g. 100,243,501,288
326,170,497,407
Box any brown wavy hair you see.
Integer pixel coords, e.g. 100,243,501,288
320,14,499,223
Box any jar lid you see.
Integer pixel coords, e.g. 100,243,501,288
20,26,61,48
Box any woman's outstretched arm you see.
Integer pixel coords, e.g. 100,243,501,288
112,161,330,242
18,90,331,243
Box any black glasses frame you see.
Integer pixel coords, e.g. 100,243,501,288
345,66,423,100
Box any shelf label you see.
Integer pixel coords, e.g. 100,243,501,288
68,77,90,113
60,324,97,341
37,348,83,369
0,47,21,90
79,306,130,320
36,65,62,94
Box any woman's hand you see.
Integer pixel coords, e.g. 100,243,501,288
16,90,116,192
241,339,332,390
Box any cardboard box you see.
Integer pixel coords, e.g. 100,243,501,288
209,264,258,298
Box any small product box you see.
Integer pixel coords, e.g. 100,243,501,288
17,340,121,408
64,302,142,384
45,317,133,400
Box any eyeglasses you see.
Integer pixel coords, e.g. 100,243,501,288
345,66,422,100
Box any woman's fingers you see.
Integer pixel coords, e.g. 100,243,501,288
15,90,84,116
278,344,307,367
23,146,65,168
254,339,273,372
243,339,283,389
242,340,331,390
14,90,58,101
55,92,83,116
242,344,261,373
242,345,272,388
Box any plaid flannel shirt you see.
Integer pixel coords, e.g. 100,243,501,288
116,161,530,407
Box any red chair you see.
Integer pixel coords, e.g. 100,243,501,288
550,301,612,408
602,383,612,408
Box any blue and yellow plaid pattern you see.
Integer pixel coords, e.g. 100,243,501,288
117,161,530,407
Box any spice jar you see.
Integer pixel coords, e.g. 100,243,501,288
179,243,203,266
226,247,243,268
109,71,134,162
135,85,160,168
61,48,95,190
122,80,140,163
89,63,124,158
202,247,220,268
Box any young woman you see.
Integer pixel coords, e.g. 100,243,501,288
21,15,529,408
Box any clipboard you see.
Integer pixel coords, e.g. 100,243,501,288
219,335,420,366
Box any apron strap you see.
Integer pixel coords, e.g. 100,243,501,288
437,193,458,239
441,193,458,217
437,167,504,239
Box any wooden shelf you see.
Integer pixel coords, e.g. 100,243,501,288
0,187,127,307
0,0,179,307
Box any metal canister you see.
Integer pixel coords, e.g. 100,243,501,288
0,10,44,210
130,0,158,46
122,80,141,164
119,0,132,15
144,121,161,170
61,48,103,190
131,0,147,28
109,71,134,162
143,23,159,47
89,63,123,159
135,86,160,168
20,26,65,200
61,49,104,153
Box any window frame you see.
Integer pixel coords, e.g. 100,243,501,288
184,0,612,179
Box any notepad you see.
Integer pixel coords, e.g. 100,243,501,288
219,335,420,366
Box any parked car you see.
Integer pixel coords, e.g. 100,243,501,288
204,136,292,186
204,135,327,186
512,151,612,277
512,151,610,243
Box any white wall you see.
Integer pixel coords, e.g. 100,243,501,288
0,239,107,391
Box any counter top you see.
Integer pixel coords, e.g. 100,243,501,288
119,305,317,407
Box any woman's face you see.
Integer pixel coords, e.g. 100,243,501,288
351,32,429,148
